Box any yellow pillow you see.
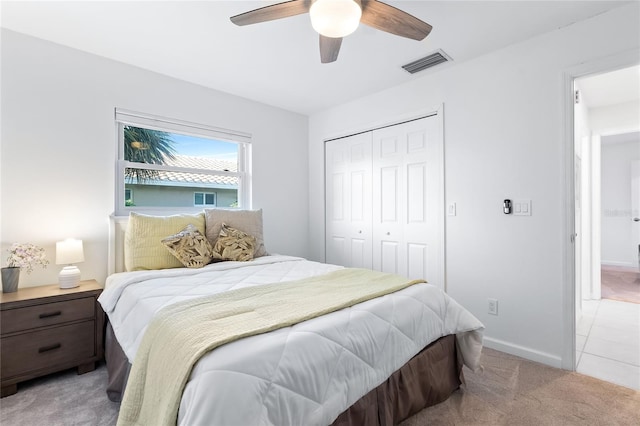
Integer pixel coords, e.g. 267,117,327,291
124,212,205,271
161,224,213,269
212,223,256,262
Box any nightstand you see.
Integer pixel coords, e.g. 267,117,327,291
0,280,104,397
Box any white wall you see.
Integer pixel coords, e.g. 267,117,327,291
308,4,640,367
591,100,640,136
588,101,640,270
601,136,640,267
1,29,309,287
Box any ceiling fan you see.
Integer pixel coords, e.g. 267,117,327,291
230,0,432,63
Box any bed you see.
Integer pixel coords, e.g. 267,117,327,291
100,210,484,426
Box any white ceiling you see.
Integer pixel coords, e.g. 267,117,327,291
0,1,633,115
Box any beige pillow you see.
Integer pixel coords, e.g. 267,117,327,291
204,209,267,257
124,212,206,271
161,224,213,268
212,223,256,262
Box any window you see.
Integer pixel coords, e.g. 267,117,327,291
194,192,216,207
115,109,251,215
125,189,133,206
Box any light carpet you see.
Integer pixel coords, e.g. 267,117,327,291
1,349,639,426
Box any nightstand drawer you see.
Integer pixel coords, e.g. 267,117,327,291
0,321,95,379
0,297,95,335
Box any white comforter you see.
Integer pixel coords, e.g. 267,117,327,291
99,255,483,426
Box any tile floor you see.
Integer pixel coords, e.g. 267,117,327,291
576,298,640,390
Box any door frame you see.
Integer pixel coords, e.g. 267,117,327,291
633,160,640,268
562,49,640,370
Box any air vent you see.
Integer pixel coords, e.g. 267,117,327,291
402,49,452,74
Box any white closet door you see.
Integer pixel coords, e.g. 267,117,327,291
372,116,443,286
325,132,373,268
372,125,406,276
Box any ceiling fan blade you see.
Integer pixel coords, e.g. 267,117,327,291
230,0,311,26
319,35,342,64
360,0,432,41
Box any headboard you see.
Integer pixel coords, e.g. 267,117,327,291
108,215,129,275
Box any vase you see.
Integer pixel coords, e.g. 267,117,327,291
1,267,20,293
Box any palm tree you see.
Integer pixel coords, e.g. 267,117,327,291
124,126,176,183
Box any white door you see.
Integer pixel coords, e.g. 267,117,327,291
591,135,601,299
580,135,593,300
372,116,443,287
325,132,373,268
632,161,640,269
372,125,405,276
574,154,582,318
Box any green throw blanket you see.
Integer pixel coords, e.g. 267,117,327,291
117,268,424,426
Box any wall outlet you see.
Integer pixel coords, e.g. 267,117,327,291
488,298,498,315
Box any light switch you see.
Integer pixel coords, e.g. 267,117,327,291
447,202,457,216
513,199,532,216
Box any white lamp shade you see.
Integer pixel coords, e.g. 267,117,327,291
56,239,84,265
310,0,362,38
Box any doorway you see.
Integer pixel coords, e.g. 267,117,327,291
573,66,640,390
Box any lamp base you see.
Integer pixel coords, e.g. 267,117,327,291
59,266,81,289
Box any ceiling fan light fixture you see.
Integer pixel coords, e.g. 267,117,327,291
310,0,362,38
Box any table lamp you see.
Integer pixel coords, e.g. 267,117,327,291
56,238,84,289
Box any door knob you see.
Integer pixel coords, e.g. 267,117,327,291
634,218,640,222
386,232,391,235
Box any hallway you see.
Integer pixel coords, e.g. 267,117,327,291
576,297,640,390
601,265,640,304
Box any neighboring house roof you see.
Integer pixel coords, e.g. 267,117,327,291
163,155,237,173
131,155,239,187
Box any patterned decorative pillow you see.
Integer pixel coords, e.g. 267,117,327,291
212,223,256,262
204,209,268,258
162,224,214,268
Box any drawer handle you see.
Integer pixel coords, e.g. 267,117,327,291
38,343,61,353
39,311,62,319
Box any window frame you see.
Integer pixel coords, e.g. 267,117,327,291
194,191,217,207
115,109,251,216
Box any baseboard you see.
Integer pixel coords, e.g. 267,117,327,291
483,337,563,369
601,261,636,268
